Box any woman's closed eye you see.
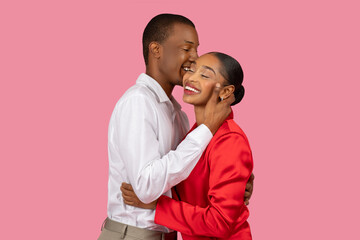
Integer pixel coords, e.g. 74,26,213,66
201,74,209,79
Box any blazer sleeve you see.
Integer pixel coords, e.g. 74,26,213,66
154,133,253,238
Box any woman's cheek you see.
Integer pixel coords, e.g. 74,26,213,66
202,82,216,99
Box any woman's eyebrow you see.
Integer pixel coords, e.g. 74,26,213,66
202,65,216,75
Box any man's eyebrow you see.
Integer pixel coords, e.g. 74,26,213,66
184,40,194,44
202,65,216,75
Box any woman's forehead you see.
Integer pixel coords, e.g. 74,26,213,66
195,54,221,71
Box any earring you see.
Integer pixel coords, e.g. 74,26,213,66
220,97,224,101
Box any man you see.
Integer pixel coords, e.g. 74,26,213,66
98,14,253,240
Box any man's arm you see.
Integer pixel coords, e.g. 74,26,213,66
244,173,254,205
113,94,210,204
115,84,233,204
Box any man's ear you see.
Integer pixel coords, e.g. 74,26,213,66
219,85,235,100
149,42,161,59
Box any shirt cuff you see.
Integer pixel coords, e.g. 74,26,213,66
186,124,213,152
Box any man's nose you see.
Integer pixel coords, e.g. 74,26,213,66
189,50,198,62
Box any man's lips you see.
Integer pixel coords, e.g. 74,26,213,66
181,66,191,73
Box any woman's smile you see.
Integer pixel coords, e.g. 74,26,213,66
184,83,201,95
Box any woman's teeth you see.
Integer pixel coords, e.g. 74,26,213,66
185,86,200,93
183,67,190,71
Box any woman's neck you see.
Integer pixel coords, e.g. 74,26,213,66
194,105,206,126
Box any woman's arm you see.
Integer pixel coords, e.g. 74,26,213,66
154,133,253,238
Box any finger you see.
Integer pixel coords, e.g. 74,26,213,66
207,83,221,106
120,186,136,196
221,93,235,106
244,200,250,206
123,199,136,206
122,191,141,206
244,191,251,198
120,183,135,194
245,182,253,192
122,193,134,202
213,82,221,94
120,185,137,197
122,193,135,202
249,173,255,181
121,182,134,191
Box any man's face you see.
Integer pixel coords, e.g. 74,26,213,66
159,23,199,87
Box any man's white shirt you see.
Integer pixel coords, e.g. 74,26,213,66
107,73,212,232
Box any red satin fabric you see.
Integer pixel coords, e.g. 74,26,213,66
155,112,253,239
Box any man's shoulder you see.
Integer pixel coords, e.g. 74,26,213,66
117,83,157,104
109,83,160,118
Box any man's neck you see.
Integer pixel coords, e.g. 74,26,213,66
146,69,174,99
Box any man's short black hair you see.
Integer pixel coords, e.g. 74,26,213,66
142,14,195,65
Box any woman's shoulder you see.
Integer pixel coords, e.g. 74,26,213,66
206,119,253,169
214,119,249,142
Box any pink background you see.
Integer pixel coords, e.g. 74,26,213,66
1,0,359,239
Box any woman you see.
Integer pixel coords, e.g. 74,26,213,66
122,52,253,239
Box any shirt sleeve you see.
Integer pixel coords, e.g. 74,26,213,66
112,94,212,204
154,133,253,238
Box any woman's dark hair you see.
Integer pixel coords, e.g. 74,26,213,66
208,52,244,106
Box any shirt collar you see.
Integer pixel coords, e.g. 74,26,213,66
136,73,182,110
170,95,182,111
227,110,234,120
136,73,171,103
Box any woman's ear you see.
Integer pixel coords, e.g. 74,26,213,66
149,42,161,59
219,85,235,100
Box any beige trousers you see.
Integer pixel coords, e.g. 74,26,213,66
97,218,177,240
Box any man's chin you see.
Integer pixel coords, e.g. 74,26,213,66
180,68,187,79
176,80,183,87
175,75,184,86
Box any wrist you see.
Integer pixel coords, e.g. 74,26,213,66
203,122,216,135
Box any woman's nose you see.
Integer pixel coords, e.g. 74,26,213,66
187,73,197,83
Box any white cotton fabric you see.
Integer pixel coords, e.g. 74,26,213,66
107,73,212,232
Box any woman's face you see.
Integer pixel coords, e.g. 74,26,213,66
183,54,227,106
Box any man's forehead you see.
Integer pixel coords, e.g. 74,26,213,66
168,24,199,42
166,35,200,48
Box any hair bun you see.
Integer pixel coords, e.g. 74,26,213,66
232,85,245,106
208,52,244,106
